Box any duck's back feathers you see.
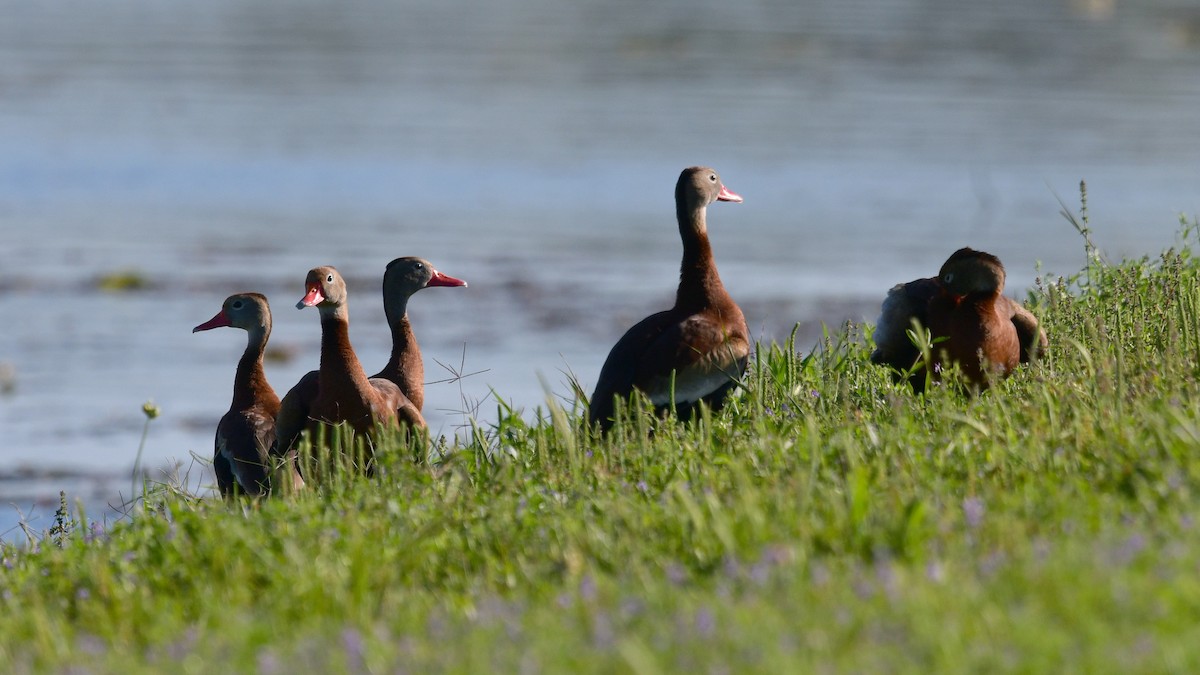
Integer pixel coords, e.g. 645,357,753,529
870,277,940,373
589,310,674,428
274,369,320,459
1006,298,1049,363
215,406,277,497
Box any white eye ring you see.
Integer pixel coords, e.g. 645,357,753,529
326,274,334,283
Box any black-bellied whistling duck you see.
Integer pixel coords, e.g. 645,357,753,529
371,257,467,411
193,293,282,497
871,247,1048,393
274,266,423,469
588,166,749,431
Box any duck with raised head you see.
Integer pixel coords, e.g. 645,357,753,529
588,166,749,431
371,256,467,410
193,292,283,497
274,266,423,469
871,247,1048,392
274,259,463,460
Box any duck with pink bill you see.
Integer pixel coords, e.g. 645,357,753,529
193,292,299,496
588,166,749,432
274,259,466,469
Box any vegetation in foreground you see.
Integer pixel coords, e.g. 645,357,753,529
3,214,1200,673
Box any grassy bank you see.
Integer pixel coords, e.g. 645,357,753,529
3,218,1200,673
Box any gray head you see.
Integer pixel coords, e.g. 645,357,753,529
296,265,347,310
383,257,467,303
193,292,272,333
675,166,743,213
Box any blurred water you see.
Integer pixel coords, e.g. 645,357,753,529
2,0,1199,536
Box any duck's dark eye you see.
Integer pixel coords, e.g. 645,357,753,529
414,263,424,270
943,273,954,284
231,300,244,310
710,174,717,182
326,274,334,283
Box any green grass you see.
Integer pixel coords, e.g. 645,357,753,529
5,216,1200,673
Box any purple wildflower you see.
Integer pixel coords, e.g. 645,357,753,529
925,559,945,582
257,649,281,675
1112,533,1147,566
962,497,985,530
619,597,644,620
341,627,365,672
748,561,771,586
875,559,899,599
579,573,597,602
979,550,1006,577
694,606,717,638
556,592,573,610
810,561,830,587
666,562,687,586
721,555,741,580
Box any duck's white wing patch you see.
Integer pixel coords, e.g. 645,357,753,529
646,366,737,406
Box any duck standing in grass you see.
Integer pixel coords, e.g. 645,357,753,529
370,256,467,410
588,166,749,431
274,259,464,465
193,292,283,497
274,266,421,473
871,247,1048,392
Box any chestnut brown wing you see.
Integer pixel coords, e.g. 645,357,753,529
634,310,750,408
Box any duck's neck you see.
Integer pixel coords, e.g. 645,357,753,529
675,202,724,310
973,290,1002,309
232,325,276,409
379,296,424,409
318,307,373,395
